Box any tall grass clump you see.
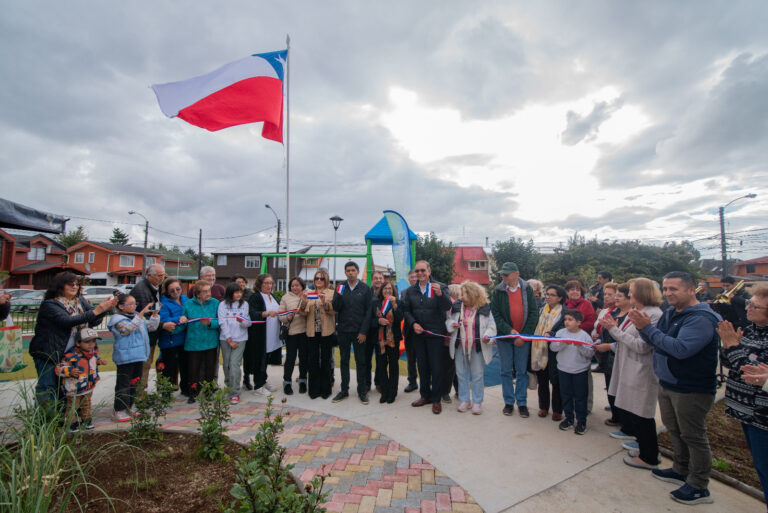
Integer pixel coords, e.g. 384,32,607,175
0,388,114,512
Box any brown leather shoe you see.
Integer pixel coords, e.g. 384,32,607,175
411,397,430,407
538,409,548,418
551,412,564,421
432,402,442,414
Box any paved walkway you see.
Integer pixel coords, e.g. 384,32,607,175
1,366,764,513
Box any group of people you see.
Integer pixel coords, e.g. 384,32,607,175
14,259,768,508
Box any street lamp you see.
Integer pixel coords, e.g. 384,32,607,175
719,193,757,279
330,216,343,285
265,204,281,253
128,210,149,277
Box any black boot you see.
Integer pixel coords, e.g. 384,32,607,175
284,383,294,395
298,381,307,394
243,375,253,391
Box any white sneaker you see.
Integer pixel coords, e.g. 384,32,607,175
457,401,470,412
254,386,272,397
112,410,131,423
472,403,482,415
264,383,279,392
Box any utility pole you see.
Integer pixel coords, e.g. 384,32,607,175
719,193,757,280
198,229,203,274
275,218,281,253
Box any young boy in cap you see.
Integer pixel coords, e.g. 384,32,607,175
56,327,106,432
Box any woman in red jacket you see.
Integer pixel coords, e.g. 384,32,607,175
564,280,597,333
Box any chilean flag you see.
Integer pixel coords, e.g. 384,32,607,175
380,298,392,315
151,50,286,142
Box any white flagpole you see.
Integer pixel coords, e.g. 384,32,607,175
284,34,291,287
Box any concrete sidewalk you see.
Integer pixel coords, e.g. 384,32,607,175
1,366,763,513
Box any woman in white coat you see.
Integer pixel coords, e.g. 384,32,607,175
446,281,497,415
598,278,663,469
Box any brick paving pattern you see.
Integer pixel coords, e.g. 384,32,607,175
91,396,481,512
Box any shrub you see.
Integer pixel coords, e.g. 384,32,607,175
129,374,175,443
223,397,328,513
196,381,232,461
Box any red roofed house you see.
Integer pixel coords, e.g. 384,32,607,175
0,229,86,289
733,256,768,281
452,246,491,285
67,241,162,286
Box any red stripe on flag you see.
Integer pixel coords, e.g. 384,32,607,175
176,77,283,140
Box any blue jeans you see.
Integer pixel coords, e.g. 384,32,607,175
455,347,485,404
742,423,768,504
559,369,589,424
34,357,61,414
497,339,530,406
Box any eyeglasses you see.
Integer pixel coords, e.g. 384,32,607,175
414,269,427,273
168,287,182,292
746,301,767,311
544,293,559,297
314,277,325,281
66,282,80,287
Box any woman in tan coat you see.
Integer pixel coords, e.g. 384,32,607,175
299,269,336,399
598,278,663,470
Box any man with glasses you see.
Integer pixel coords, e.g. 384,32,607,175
331,261,373,404
199,266,226,301
131,263,166,388
402,260,452,414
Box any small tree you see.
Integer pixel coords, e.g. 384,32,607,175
109,227,130,245
129,374,175,442
491,238,541,283
196,381,231,461
56,225,88,248
415,233,455,284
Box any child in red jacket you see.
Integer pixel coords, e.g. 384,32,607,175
56,328,106,432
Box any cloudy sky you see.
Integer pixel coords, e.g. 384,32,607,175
2,1,766,261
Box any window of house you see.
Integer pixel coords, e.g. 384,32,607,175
276,278,286,292
273,257,286,268
467,260,488,270
303,257,319,266
179,262,190,268
746,264,756,274
119,255,135,267
74,252,84,264
145,256,157,266
245,256,261,268
88,252,95,263
216,255,227,266
28,247,46,261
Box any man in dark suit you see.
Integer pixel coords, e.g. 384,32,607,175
131,263,165,388
402,260,452,414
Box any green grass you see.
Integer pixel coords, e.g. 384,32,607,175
712,457,732,472
203,483,220,496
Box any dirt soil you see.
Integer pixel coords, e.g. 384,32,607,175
67,432,243,513
658,399,760,490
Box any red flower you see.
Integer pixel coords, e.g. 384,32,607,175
156,362,166,371
130,377,141,386
191,382,197,390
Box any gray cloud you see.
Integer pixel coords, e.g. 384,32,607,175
561,98,624,145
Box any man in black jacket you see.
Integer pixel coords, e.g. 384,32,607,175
402,260,452,414
402,270,419,393
331,262,373,404
130,263,165,388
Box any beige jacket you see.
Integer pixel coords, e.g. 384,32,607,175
607,305,663,419
279,292,307,336
299,289,336,338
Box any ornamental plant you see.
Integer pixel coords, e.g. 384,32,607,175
223,397,328,513
196,381,232,461
129,374,175,442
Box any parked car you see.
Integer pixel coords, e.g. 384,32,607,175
115,284,135,294
81,286,120,305
9,289,45,311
